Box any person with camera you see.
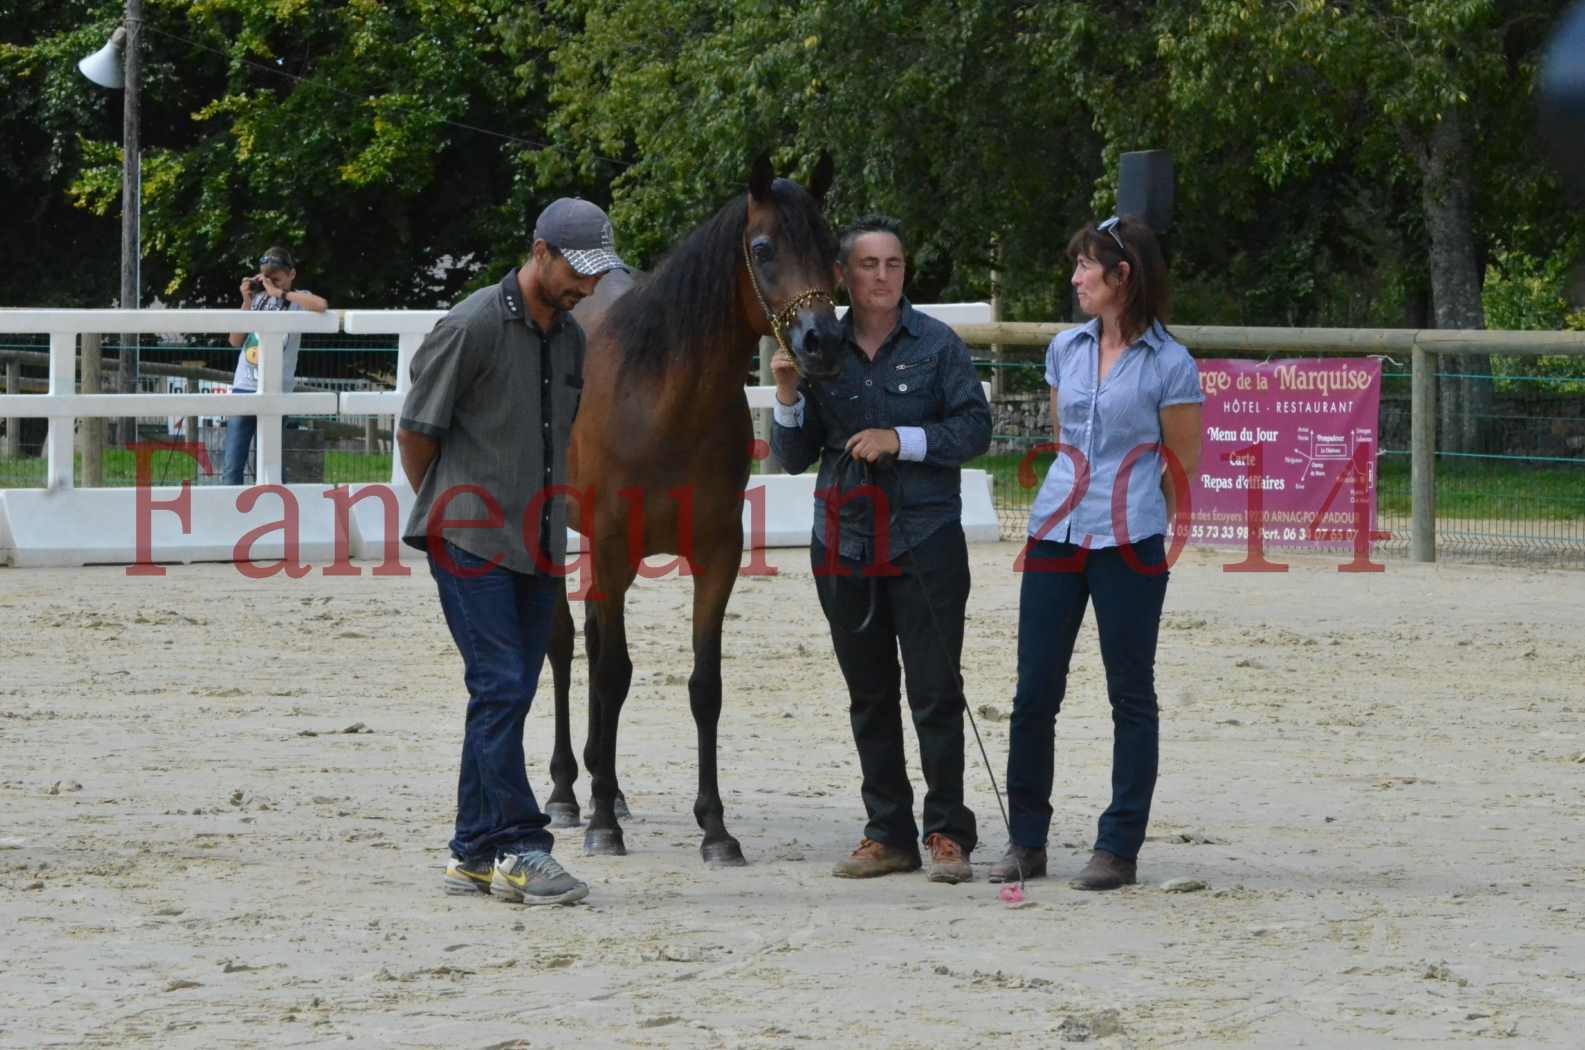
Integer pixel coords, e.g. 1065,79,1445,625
223,247,329,485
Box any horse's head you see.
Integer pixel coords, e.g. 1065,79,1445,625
742,152,844,381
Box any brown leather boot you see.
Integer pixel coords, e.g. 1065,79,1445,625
925,833,973,884
987,844,1047,883
832,838,922,878
1070,849,1136,891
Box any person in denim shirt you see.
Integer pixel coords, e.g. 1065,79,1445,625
989,216,1204,891
771,215,991,884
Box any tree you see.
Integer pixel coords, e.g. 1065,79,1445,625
511,0,1101,309
3,0,579,309
0,0,130,306
6,0,1579,405
1136,0,1576,451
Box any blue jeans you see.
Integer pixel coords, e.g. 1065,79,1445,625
1006,535,1169,860
429,541,557,861
221,412,257,485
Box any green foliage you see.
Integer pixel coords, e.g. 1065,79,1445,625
4,0,563,307
514,0,1100,302
1484,245,1578,331
1482,241,1585,392
2,0,1582,336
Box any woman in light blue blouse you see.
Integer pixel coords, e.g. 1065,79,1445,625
989,216,1204,891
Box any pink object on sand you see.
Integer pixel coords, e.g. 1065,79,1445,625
999,884,1024,905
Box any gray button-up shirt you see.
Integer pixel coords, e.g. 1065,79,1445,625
1029,318,1203,549
771,300,991,562
400,270,585,574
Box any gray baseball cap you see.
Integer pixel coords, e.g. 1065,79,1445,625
533,198,626,277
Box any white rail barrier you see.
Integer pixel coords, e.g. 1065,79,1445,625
0,310,344,566
0,310,341,488
0,306,999,567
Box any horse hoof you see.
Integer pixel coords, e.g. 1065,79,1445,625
702,839,746,867
584,827,627,856
545,802,581,829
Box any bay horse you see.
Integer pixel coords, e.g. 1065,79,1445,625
543,154,843,865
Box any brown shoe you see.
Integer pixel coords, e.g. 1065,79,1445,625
1070,849,1136,891
987,844,1047,883
832,838,922,878
925,833,973,884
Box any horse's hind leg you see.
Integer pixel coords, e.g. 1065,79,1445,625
690,538,746,867
584,551,636,856
544,579,580,828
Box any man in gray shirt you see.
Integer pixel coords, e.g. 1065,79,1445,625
397,199,625,906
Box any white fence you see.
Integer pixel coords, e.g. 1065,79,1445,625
0,306,998,567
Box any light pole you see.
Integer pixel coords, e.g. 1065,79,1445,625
78,0,142,447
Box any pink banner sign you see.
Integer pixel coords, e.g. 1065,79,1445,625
1184,358,1384,557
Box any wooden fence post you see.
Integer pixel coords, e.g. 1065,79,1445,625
1410,344,1437,562
990,246,1005,401
3,357,19,459
756,335,780,473
81,333,104,486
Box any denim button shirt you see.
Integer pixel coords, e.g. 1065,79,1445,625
771,300,992,561
1028,319,1203,549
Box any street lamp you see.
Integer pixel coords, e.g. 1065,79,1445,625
78,0,142,447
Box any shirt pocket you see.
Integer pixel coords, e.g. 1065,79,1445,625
883,354,939,425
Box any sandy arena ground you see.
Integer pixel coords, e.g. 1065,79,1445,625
2,542,1583,1048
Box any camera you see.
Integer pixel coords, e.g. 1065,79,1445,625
247,277,265,294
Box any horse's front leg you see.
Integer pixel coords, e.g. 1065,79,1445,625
579,608,629,823
690,538,746,867
544,579,580,828
584,553,635,856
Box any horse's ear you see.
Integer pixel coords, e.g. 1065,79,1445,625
808,151,834,207
749,152,774,203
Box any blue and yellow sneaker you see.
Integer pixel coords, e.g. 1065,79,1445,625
490,850,589,906
443,854,494,896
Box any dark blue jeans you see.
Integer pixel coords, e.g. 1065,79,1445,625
223,411,297,485
1006,535,1169,860
221,413,257,485
429,541,556,861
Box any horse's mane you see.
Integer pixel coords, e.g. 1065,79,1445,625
605,178,836,371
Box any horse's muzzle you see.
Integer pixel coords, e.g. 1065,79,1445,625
793,323,844,381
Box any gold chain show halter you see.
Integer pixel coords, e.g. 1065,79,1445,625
743,234,834,376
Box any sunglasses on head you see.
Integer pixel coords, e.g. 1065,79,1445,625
258,255,291,270
1097,216,1128,257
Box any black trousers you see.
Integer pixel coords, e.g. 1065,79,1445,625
811,523,977,853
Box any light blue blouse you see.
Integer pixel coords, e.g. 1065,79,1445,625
1026,319,1203,549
